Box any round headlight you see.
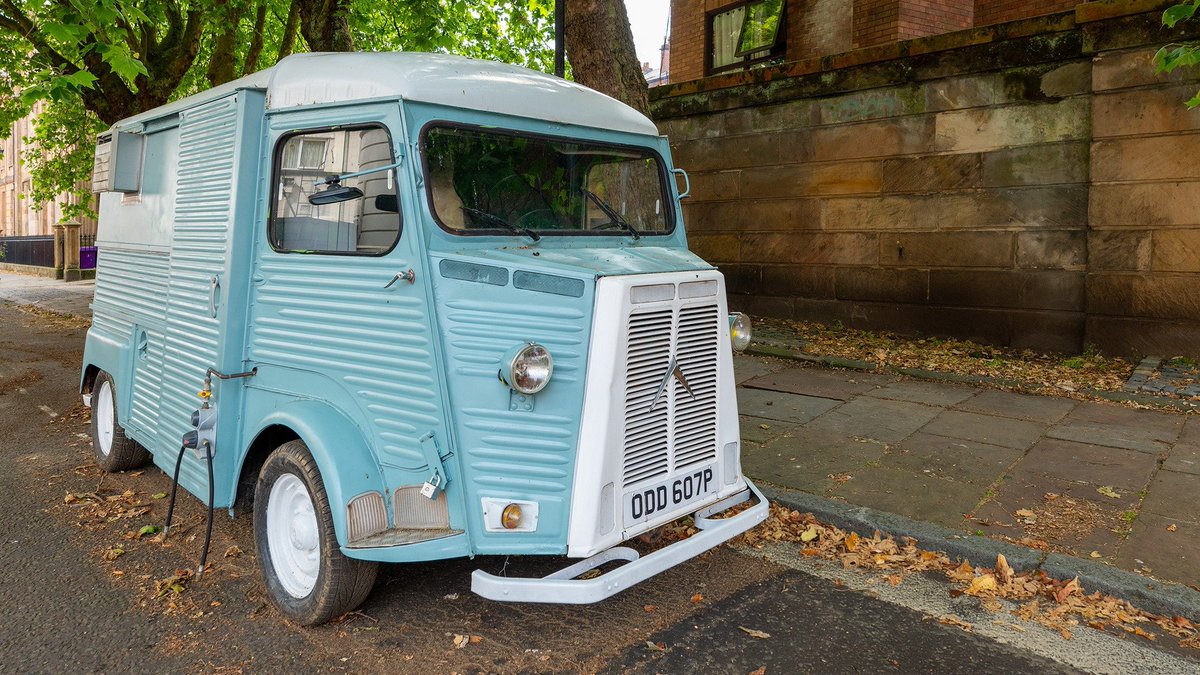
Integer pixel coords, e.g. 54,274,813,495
729,312,752,351
501,343,554,394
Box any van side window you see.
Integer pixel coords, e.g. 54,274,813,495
269,126,401,255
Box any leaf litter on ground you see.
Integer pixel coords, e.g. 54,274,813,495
751,317,1142,403
699,503,1200,649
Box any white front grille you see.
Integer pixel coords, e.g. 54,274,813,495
621,298,720,489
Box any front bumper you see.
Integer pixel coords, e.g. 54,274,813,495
471,479,768,603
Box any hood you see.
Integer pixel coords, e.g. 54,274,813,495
435,245,714,279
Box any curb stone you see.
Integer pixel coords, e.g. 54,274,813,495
757,482,1200,622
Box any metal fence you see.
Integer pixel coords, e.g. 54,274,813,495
0,235,56,267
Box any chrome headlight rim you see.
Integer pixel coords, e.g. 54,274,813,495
729,312,752,352
501,342,554,395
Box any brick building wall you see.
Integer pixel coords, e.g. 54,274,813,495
652,5,1200,358
974,0,1076,27
791,0,854,61
670,0,1088,81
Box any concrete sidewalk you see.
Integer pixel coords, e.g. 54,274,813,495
735,353,1200,596
0,272,93,317
2,270,1196,611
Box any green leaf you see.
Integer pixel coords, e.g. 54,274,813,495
1186,90,1200,108
152,492,168,500
138,525,160,536
100,47,148,83
1164,3,1199,28
61,70,98,90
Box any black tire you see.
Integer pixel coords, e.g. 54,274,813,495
254,439,378,626
90,370,151,472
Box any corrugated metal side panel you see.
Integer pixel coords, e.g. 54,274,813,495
248,255,441,470
91,248,170,435
431,267,592,552
157,95,240,486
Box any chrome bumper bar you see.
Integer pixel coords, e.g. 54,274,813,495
470,479,769,604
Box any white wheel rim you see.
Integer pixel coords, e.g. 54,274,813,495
266,473,321,598
95,380,115,456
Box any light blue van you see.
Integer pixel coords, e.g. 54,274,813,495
81,52,766,625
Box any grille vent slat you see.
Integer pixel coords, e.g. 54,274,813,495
621,297,720,491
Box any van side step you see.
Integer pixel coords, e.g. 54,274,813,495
347,527,462,549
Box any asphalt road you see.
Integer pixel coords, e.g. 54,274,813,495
1,301,1194,673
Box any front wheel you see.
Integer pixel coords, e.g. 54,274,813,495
254,439,378,625
90,370,150,472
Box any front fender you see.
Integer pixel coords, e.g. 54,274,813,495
244,399,386,548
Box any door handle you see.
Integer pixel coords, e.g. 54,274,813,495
384,269,416,288
209,275,220,318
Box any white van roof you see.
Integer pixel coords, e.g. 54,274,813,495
114,52,659,137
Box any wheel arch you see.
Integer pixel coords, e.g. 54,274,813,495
235,400,387,548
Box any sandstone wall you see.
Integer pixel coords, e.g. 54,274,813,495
652,4,1200,357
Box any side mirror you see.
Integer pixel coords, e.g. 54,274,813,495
308,176,364,206
375,194,399,213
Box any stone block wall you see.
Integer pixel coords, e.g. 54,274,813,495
652,4,1200,358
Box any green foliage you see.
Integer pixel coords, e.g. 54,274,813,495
0,0,558,222
1155,1,1200,108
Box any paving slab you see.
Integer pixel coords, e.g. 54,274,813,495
736,387,840,425
1166,444,1200,476
741,429,886,493
1115,513,1200,588
1180,416,1200,447
864,380,978,407
881,432,1023,486
971,474,1131,558
921,409,1046,450
742,367,896,401
953,389,1077,424
1140,470,1200,525
827,466,987,530
739,416,802,446
805,396,941,444
1012,438,1160,496
733,353,788,385
1045,420,1179,455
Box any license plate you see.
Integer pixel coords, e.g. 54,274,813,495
623,464,717,528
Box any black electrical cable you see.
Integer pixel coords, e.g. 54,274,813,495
163,444,187,538
197,444,215,576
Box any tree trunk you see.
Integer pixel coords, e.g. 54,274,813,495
295,0,354,52
564,0,649,117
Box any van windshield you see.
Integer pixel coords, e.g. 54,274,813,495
422,126,672,237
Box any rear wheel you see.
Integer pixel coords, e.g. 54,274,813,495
254,439,377,625
90,370,150,472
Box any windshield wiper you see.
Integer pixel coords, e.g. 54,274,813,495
460,206,541,242
584,190,641,240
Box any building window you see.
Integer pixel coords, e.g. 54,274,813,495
708,0,785,75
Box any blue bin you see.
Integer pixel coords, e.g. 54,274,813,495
80,246,97,269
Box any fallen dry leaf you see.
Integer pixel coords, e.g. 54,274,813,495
800,526,818,543
938,616,973,632
1167,524,1178,532
1054,577,1081,604
643,605,657,613
995,554,1013,585
690,593,704,604
453,634,469,649
844,532,860,552
1096,486,1121,499
965,574,997,597
748,668,766,675
738,626,771,639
